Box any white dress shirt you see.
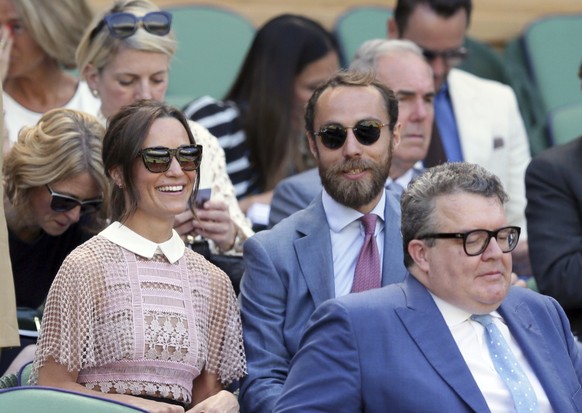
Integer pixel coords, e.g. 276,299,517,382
431,294,552,412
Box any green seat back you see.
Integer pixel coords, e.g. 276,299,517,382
333,6,392,67
163,5,255,107
0,386,148,412
523,14,582,114
548,102,582,146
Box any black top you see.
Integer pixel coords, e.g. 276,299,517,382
9,222,92,308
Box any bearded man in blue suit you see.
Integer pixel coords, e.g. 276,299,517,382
239,70,408,413
275,162,582,412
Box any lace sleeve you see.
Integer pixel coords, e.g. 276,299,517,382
31,240,105,382
205,262,247,385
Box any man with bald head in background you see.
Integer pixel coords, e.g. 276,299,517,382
387,0,531,275
268,39,435,227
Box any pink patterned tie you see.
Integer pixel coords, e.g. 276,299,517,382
351,214,381,292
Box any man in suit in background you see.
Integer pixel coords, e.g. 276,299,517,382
388,0,531,275
275,162,582,412
525,60,582,337
269,39,434,227
239,70,408,413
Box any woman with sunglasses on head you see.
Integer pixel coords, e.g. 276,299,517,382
75,0,252,268
0,0,100,151
183,14,340,228
0,108,106,375
31,100,246,413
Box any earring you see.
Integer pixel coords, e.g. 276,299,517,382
91,89,99,98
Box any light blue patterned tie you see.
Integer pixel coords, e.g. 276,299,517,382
471,314,539,413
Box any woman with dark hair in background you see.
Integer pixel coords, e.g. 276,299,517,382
183,14,340,227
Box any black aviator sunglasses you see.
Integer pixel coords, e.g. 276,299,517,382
89,11,172,40
314,120,388,150
137,144,203,173
46,185,103,215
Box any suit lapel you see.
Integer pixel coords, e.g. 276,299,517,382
499,293,571,411
294,199,335,307
448,69,493,165
382,191,407,286
395,277,490,412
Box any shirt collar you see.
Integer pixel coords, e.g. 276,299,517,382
100,221,185,264
385,162,424,188
430,292,503,327
322,189,386,233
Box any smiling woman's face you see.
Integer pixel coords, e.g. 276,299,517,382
122,116,197,235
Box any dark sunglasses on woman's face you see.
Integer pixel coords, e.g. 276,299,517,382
46,185,103,215
314,120,388,150
137,144,203,173
89,11,172,40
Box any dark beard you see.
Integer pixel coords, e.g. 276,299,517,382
319,154,391,210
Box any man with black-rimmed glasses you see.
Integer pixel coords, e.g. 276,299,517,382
275,162,581,413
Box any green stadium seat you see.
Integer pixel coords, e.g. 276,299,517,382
163,5,255,107
522,14,582,114
333,6,392,67
548,102,582,146
0,386,149,413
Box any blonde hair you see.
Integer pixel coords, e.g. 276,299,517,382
76,0,177,75
14,0,93,69
3,108,108,222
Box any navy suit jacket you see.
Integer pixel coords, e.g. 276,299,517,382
274,275,582,412
239,190,408,413
525,136,582,336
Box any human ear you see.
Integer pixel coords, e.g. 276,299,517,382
408,239,430,273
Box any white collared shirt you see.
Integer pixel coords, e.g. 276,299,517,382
431,294,552,413
385,161,424,190
321,190,386,297
100,221,185,264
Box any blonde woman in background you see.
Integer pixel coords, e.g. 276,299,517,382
75,0,252,266
1,108,107,374
0,0,100,148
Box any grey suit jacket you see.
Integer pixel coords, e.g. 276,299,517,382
239,190,407,413
275,275,582,412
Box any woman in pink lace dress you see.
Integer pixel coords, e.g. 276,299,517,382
31,100,246,413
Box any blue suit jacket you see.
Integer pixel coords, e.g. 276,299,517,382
274,275,582,412
239,191,407,413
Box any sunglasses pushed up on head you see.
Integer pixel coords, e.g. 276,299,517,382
137,144,203,173
314,120,388,150
90,11,172,40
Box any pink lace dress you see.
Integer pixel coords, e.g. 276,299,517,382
31,224,246,406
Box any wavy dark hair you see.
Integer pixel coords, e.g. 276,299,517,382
224,14,338,191
102,99,199,223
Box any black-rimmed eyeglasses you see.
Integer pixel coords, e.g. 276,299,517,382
417,226,521,257
89,11,172,41
420,46,468,67
46,185,103,215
